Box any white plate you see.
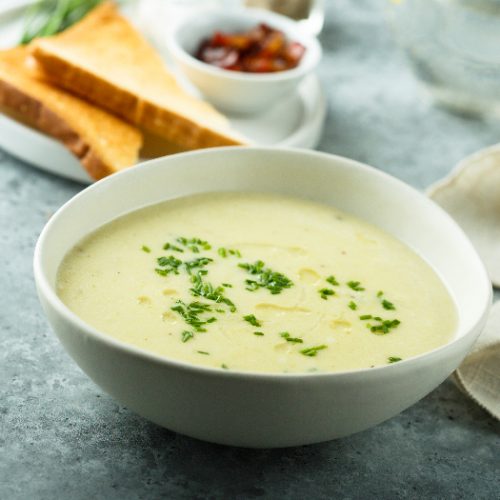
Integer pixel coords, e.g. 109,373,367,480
0,0,326,184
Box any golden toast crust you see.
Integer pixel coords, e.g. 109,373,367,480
31,2,246,149
0,47,142,180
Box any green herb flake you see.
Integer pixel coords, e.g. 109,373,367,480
181,331,194,343
253,331,264,336
156,255,182,275
359,314,372,320
347,280,365,292
221,363,229,369
141,245,151,253
184,256,213,274
377,290,396,310
171,300,215,333
388,356,402,363
382,299,396,310
177,237,211,252
326,275,339,286
280,332,303,344
243,314,261,327
218,247,242,258
222,283,233,288
190,271,236,312
319,288,336,300
300,345,328,357
163,243,184,252
238,260,293,295
197,350,210,355
348,301,357,310
370,318,401,335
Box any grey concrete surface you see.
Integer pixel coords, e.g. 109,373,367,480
1,1,499,499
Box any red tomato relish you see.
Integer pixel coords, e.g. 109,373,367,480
195,23,306,73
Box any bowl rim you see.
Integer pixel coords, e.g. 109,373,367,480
33,147,492,381
166,6,322,83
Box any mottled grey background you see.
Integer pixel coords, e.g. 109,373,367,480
1,1,499,499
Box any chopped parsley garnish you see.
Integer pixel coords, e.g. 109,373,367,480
197,350,210,355
388,356,402,363
347,280,365,291
141,245,151,253
243,314,261,327
280,332,303,344
221,363,229,369
238,260,293,295
368,318,401,335
163,243,184,252
222,283,233,288
218,247,242,258
156,255,183,276
348,301,357,310
326,275,339,286
300,345,327,357
253,331,264,336
319,288,336,300
359,314,372,320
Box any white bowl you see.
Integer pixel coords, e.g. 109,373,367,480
166,8,322,115
34,148,491,448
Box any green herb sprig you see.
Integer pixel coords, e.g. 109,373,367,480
21,0,105,45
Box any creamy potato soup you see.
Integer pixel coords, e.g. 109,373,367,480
57,192,457,373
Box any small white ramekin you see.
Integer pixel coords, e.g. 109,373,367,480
166,7,322,115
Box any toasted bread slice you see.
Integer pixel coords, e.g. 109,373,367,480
0,47,142,180
31,2,246,150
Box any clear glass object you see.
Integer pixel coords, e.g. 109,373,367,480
388,0,500,117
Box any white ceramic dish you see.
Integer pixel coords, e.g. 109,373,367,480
0,0,326,183
34,147,491,448
167,7,322,114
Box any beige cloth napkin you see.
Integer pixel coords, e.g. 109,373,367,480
427,145,500,419
452,300,500,419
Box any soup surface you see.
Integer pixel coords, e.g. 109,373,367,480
57,192,457,373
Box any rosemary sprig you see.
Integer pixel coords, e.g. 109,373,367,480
20,0,105,45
